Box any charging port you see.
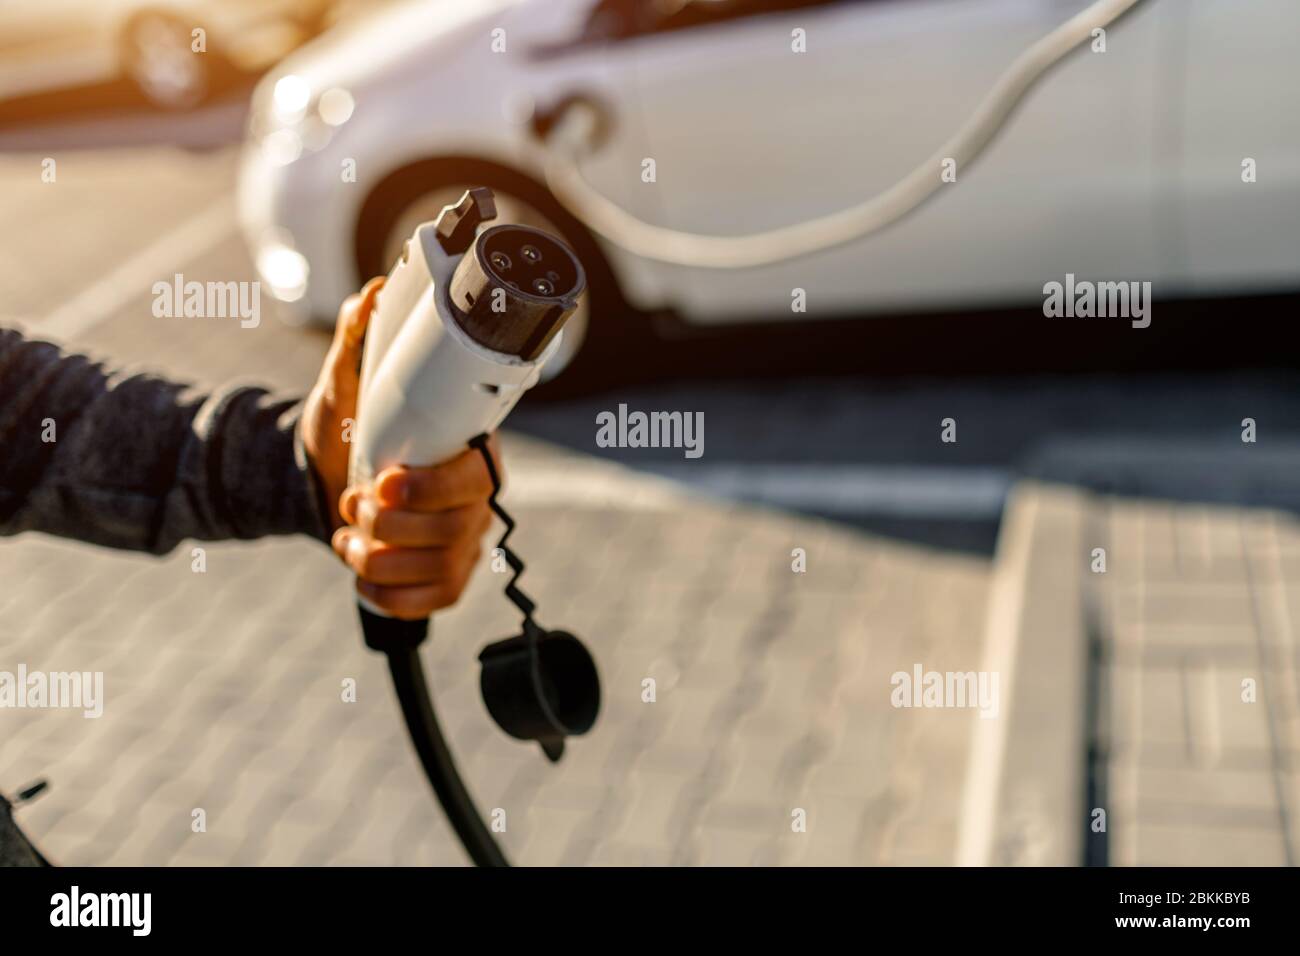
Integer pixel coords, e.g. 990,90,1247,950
449,222,587,361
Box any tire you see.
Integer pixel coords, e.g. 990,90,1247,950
354,157,647,398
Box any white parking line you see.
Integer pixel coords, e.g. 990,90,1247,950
507,462,694,511
509,459,1011,520
639,463,1011,519
36,197,238,342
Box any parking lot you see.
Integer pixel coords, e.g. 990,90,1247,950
1,136,1004,865
3,70,1299,864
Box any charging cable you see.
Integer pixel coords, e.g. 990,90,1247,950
352,192,599,867
542,0,1148,268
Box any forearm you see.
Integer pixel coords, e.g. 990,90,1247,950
0,328,330,554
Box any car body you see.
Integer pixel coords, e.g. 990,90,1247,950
0,0,334,107
238,0,1300,374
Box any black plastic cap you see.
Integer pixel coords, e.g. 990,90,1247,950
478,627,600,762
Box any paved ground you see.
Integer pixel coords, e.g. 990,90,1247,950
0,144,991,865
1093,495,1300,866
3,137,1298,867
958,483,1300,867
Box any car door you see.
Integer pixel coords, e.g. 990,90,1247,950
1176,0,1300,296
608,0,1175,324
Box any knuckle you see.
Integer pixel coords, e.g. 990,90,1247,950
354,541,391,581
352,547,375,580
357,496,381,535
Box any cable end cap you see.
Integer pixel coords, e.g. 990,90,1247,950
478,627,600,762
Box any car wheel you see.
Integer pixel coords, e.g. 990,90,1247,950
355,158,644,396
121,11,209,110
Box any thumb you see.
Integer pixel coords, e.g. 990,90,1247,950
324,276,384,402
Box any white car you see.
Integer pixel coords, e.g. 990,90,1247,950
239,0,1300,383
0,0,334,108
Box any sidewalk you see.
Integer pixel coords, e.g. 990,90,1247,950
962,482,1300,866
1098,492,1300,865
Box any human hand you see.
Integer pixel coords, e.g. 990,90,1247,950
300,277,502,618
332,440,501,619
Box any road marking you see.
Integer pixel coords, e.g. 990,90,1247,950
504,458,694,511
507,458,1010,519
638,463,1011,519
37,197,238,342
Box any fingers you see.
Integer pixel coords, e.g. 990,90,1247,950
333,532,481,588
356,580,468,621
332,435,504,618
352,496,492,548
334,526,483,618
337,276,384,351
374,443,501,511
339,486,362,526
322,276,385,405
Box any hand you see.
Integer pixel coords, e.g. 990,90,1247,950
299,277,503,619
333,440,501,619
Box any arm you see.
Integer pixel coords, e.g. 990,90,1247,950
0,327,329,554
1,279,499,619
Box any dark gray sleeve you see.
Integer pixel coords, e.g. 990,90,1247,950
0,327,332,555
0,794,45,866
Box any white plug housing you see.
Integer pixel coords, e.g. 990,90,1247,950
349,220,564,487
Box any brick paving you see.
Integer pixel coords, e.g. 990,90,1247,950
0,146,991,865
0,456,991,866
4,143,1295,868
1091,496,1300,865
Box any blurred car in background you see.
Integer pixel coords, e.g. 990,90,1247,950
0,0,336,108
239,0,1300,383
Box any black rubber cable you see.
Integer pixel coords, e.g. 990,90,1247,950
384,641,509,867
358,437,549,868
359,604,510,868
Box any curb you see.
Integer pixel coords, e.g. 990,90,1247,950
956,481,1090,865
